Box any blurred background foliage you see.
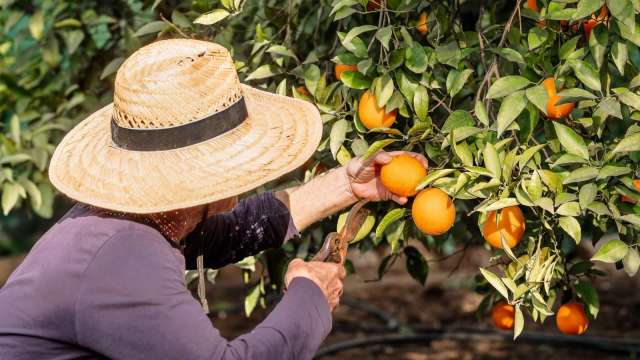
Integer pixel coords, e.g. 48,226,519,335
2,0,640,337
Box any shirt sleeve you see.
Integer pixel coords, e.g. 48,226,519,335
184,192,298,270
75,230,331,360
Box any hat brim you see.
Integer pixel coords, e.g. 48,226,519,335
49,85,323,214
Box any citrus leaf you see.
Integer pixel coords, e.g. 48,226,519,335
340,71,371,89
514,304,524,340
576,280,600,319
404,246,428,285
330,119,349,159
483,142,501,179
553,122,589,160
245,64,280,80
572,0,605,20
475,198,519,213
596,165,631,179
134,21,169,36
496,90,527,138
559,216,582,244
479,268,509,300
244,283,261,317
568,59,602,92
592,239,629,263
579,183,597,210
486,76,531,99
442,110,474,133
416,169,456,190
362,139,398,160
563,167,599,184
623,248,640,277
376,208,406,237
612,132,640,153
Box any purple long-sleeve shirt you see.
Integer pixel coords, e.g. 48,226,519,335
0,193,331,359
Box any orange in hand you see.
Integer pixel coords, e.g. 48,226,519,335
380,155,428,197
482,206,525,249
335,64,358,81
543,77,575,120
491,302,515,330
358,90,397,130
556,302,589,335
412,188,456,235
417,12,428,35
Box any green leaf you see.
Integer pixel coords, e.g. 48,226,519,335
375,74,395,108
592,239,629,263
337,212,376,243
29,11,44,40
18,178,41,210
483,142,501,179
414,86,429,122
486,76,531,99
568,59,602,92
563,167,599,184
194,9,230,25
553,122,589,160
495,48,526,65
528,27,549,50
475,101,490,126
513,304,524,340
576,280,600,319
557,202,581,216
579,183,597,210
416,169,456,190
479,268,509,300
404,246,428,285
446,69,473,98
375,208,406,237
475,198,519,213
2,182,20,215
442,110,474,133
526,85,549,115
245,64,280,81
612,41,628,75
329,119,349,159
496,91,527,138
134,21,169,36
597,165,631,179
560,36,582,60
623,248,640,277
614,88,640,111
607,0,635,28
573,0,605,20
405,46,427,73
340,71,371,89
518,144,547,170
100,57,125,80
559,216,582,244
244,283,261,317
375,26,393,50
343,25,377,46
612,132,640,153
557,88,598,103
362,139,398,160
619,214,640,226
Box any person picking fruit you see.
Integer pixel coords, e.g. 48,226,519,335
0,39,428,360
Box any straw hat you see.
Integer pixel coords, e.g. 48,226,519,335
49,39,322,214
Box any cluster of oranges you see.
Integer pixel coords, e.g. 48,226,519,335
492,301,589,336
379,155,456,236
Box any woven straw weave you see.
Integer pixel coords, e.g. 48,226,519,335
49,39,322,214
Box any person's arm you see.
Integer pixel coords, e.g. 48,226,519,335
183,192,297,269
276,151,429,232
75,230,333,360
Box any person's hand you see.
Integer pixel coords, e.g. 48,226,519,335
346,151,428,205
284,259,346,310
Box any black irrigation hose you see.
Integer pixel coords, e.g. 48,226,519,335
339,296,400,330
314,328,640,358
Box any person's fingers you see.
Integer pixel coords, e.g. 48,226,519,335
372,151,392,165
391,194,408,205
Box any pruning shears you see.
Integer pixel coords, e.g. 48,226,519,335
311,199,369,264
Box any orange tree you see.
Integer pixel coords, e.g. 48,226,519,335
3,0,640,338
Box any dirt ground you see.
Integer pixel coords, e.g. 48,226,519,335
207,246,640,360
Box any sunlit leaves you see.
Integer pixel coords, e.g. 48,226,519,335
486,76,531,99
592,239,629,263
553,122,589,160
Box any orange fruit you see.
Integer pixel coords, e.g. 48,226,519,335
547,95,575,120
583,18,598,38
412,188,456,235
367,0,383,11
358,90,397,129
556,302,589,335
296,86,310,96
417,12,428,35
621,179,640,203
527,0,539,12
491,302,515,330
543,77,574,120
380,155,428,197
482,206,525,249
335,64,358,81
